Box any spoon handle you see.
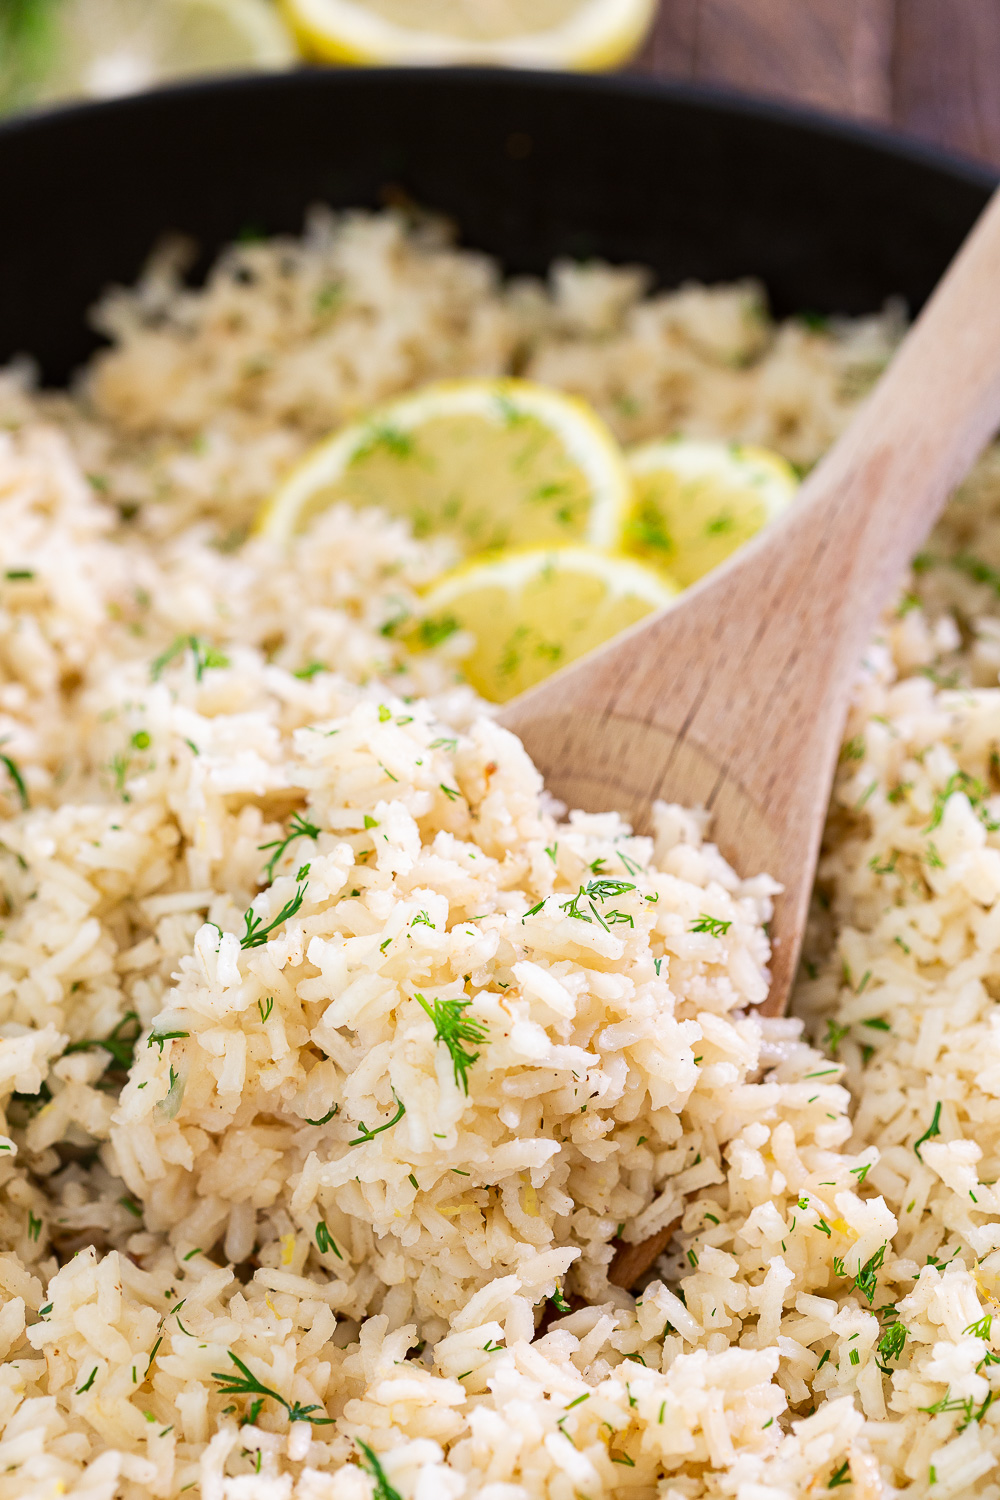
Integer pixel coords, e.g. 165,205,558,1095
782,183,1000,677
502,185,1000,1014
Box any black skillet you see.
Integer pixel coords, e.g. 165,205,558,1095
0,66,995,385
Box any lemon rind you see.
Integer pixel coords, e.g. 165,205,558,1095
259,377,631,547
281,0,656,68
626,437,798,523
420,543,677,613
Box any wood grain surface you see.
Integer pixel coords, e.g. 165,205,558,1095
631,0,1000,170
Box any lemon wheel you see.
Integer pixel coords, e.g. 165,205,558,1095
282,0,656,68
623,438,799,588
416,546,676,703
258,378,631,555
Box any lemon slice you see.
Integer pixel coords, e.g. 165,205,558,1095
416,546,676,703
623,438,799,589
283,0,656,68
4,0,294,111
259,379,631,554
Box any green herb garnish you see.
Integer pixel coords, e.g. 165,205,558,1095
349,1090,405,1146
212,1351,333,1425
690,914,731,937
258,812,321,883
240,881,308,949
416,993,488,1094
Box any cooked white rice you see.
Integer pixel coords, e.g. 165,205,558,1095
1,208,999,1499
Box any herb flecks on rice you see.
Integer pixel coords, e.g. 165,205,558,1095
0,209,997,1498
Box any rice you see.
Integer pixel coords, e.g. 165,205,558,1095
1,206,1000,1498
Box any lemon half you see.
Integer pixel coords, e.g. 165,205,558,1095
283,0,656,67
259,378,631,554
624,438,799,588
417,545,676,703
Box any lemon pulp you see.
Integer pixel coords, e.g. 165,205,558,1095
624,438,799,588
258,379,630,555
283,0,656,67
417,546,676,703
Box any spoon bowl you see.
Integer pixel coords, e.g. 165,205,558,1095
501,185,1000,1284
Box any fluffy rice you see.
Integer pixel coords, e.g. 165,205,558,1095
0,207,999,1498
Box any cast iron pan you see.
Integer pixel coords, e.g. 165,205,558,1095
0,66,996,384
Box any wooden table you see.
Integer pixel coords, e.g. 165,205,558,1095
631,0,1000,171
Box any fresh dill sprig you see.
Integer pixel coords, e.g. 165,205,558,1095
824,1019,850,1056
833,1243,886,1304
258,811,321,883
918,1387,993,1431
690,914,732,937
914,1101,943,1160
416,993,488,1094
65,1011,141,1075
854,1244,886,1304
303,1103,338,1126
878,1321,908,1364
559,878,636,927
965,1314,994,1340
584,878,636,902
146,1028,189,1054
314,1221,343,1259
924,769,999,834
357,1440,403,1500
240,880,308,950
349,1090,406,1146
211,1351,333,1425
0,748,29,809
150,634,230,683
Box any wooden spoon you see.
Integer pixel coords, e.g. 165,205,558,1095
500,186,1000,1288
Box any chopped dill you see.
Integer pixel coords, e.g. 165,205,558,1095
314,1221,343,1259
0,750,30,810
878,1321,907,1365
965,1314,993,1340
352,424,413,462
416,993,488,1094
417,615,459,648
258,811,321,883
824,1019,850,1056
240,880,308,949
924,769,1000,834
357,1440,403,1500
914,1101,943,1160
349,1090,406,1146
65,1010,140,1074
690,914,731,937
211,1351,333,1425
304,1103,338,1126
150,634,230,683
146,1029,189,1054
